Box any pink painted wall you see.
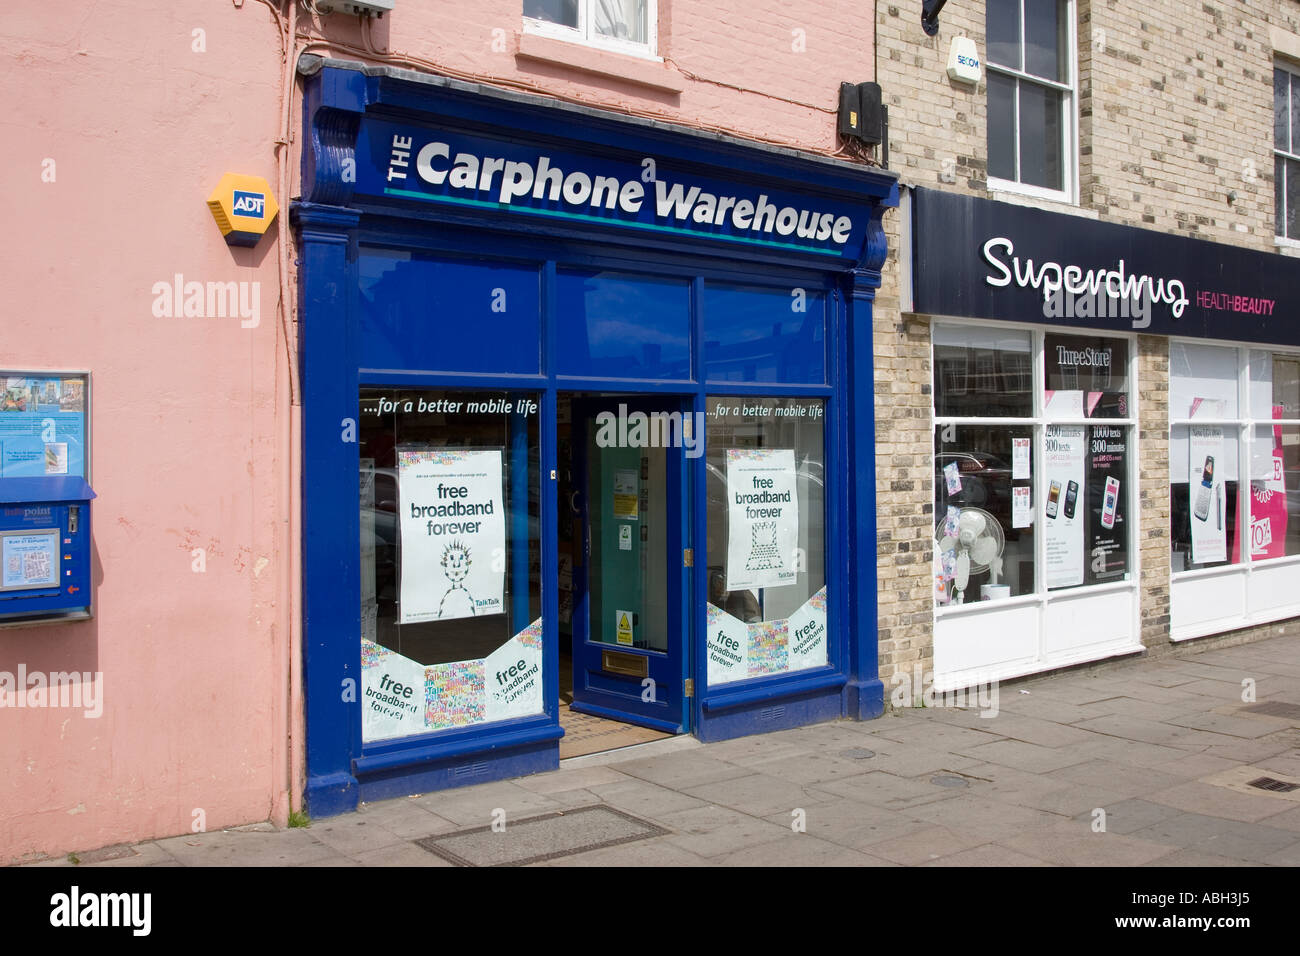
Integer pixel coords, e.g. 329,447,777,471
0,2,291,862
1,0,876,862
298,0,874,157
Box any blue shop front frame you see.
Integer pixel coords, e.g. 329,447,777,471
294,58,898,817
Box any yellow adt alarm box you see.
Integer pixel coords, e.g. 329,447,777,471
207,173,279,247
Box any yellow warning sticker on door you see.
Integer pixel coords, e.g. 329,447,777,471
613,469,639,519
615,609,634,646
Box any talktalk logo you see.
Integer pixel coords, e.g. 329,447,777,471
232,190,266,217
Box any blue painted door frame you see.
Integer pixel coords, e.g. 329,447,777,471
294,61,897,817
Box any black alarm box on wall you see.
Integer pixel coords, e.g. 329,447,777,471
838,82,883,145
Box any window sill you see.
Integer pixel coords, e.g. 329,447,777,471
1274,236,1300,257
516,31,685,95
988,183,1097,220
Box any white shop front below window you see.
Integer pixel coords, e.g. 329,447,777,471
930,321,1141,691
1169,340,1300,640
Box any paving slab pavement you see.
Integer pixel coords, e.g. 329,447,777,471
21,630,1300,868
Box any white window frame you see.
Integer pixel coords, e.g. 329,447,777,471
523,0,661,63
985,0,1078,206
1169,338,1300,640
929,318,1141,690
1276,61,1300,242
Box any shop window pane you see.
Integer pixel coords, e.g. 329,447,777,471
1277,156,1287,239
1274,354,1300,418
934,424,1034,603
1289,157,1300,240
358,388,542,742
1169,342,1238,419
987,72,1017,182
1248,424,1300,559
1019,82,1063,192
1276,69,1290,153
1248,350,1300,419
557,270,691,380
1170,425,1240,572
986,0,1021,70
1044,334,1129,418
359,249,541,375
933,325,1033,418
525,0,578,29
1024,0,1067,82
1292,72,1300,156
705,397,826,686
594,0,647,43
702,283,826,385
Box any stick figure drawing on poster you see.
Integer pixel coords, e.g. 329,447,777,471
745,520,784,572
438,540,476,618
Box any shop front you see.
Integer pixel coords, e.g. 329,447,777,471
908,187,1300,691
294,60,898,815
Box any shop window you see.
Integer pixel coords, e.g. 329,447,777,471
986,0,1075,200
524,0,657,59
704,397,827,686
358,388,542,743
702,283,826,385
556,269,691,381
933,326,1134,606
934,325,1033,418
1275,64,1300,241
359,249,541,376
1170,345,1300,575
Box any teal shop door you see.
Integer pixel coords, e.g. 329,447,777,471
569,397,692,733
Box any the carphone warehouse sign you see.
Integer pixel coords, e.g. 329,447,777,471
354,119,866,258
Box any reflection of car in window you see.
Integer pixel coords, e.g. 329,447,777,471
366,467,400,603
934,451,1013,531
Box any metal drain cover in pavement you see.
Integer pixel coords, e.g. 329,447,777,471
416,805,668,867
840,748,876,760
930,774,969,788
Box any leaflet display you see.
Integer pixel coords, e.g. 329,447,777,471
1,529,59,591
1044,424,1086,588
1189,426,1227,564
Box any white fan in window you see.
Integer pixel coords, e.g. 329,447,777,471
935,507,1006,604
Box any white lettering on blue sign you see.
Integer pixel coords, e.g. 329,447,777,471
232,191,266,217
398,138,854,246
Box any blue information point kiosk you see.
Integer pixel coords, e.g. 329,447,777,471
0,476,95,623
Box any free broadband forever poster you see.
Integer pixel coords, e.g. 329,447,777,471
397,448,505,623
725,448,799,591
